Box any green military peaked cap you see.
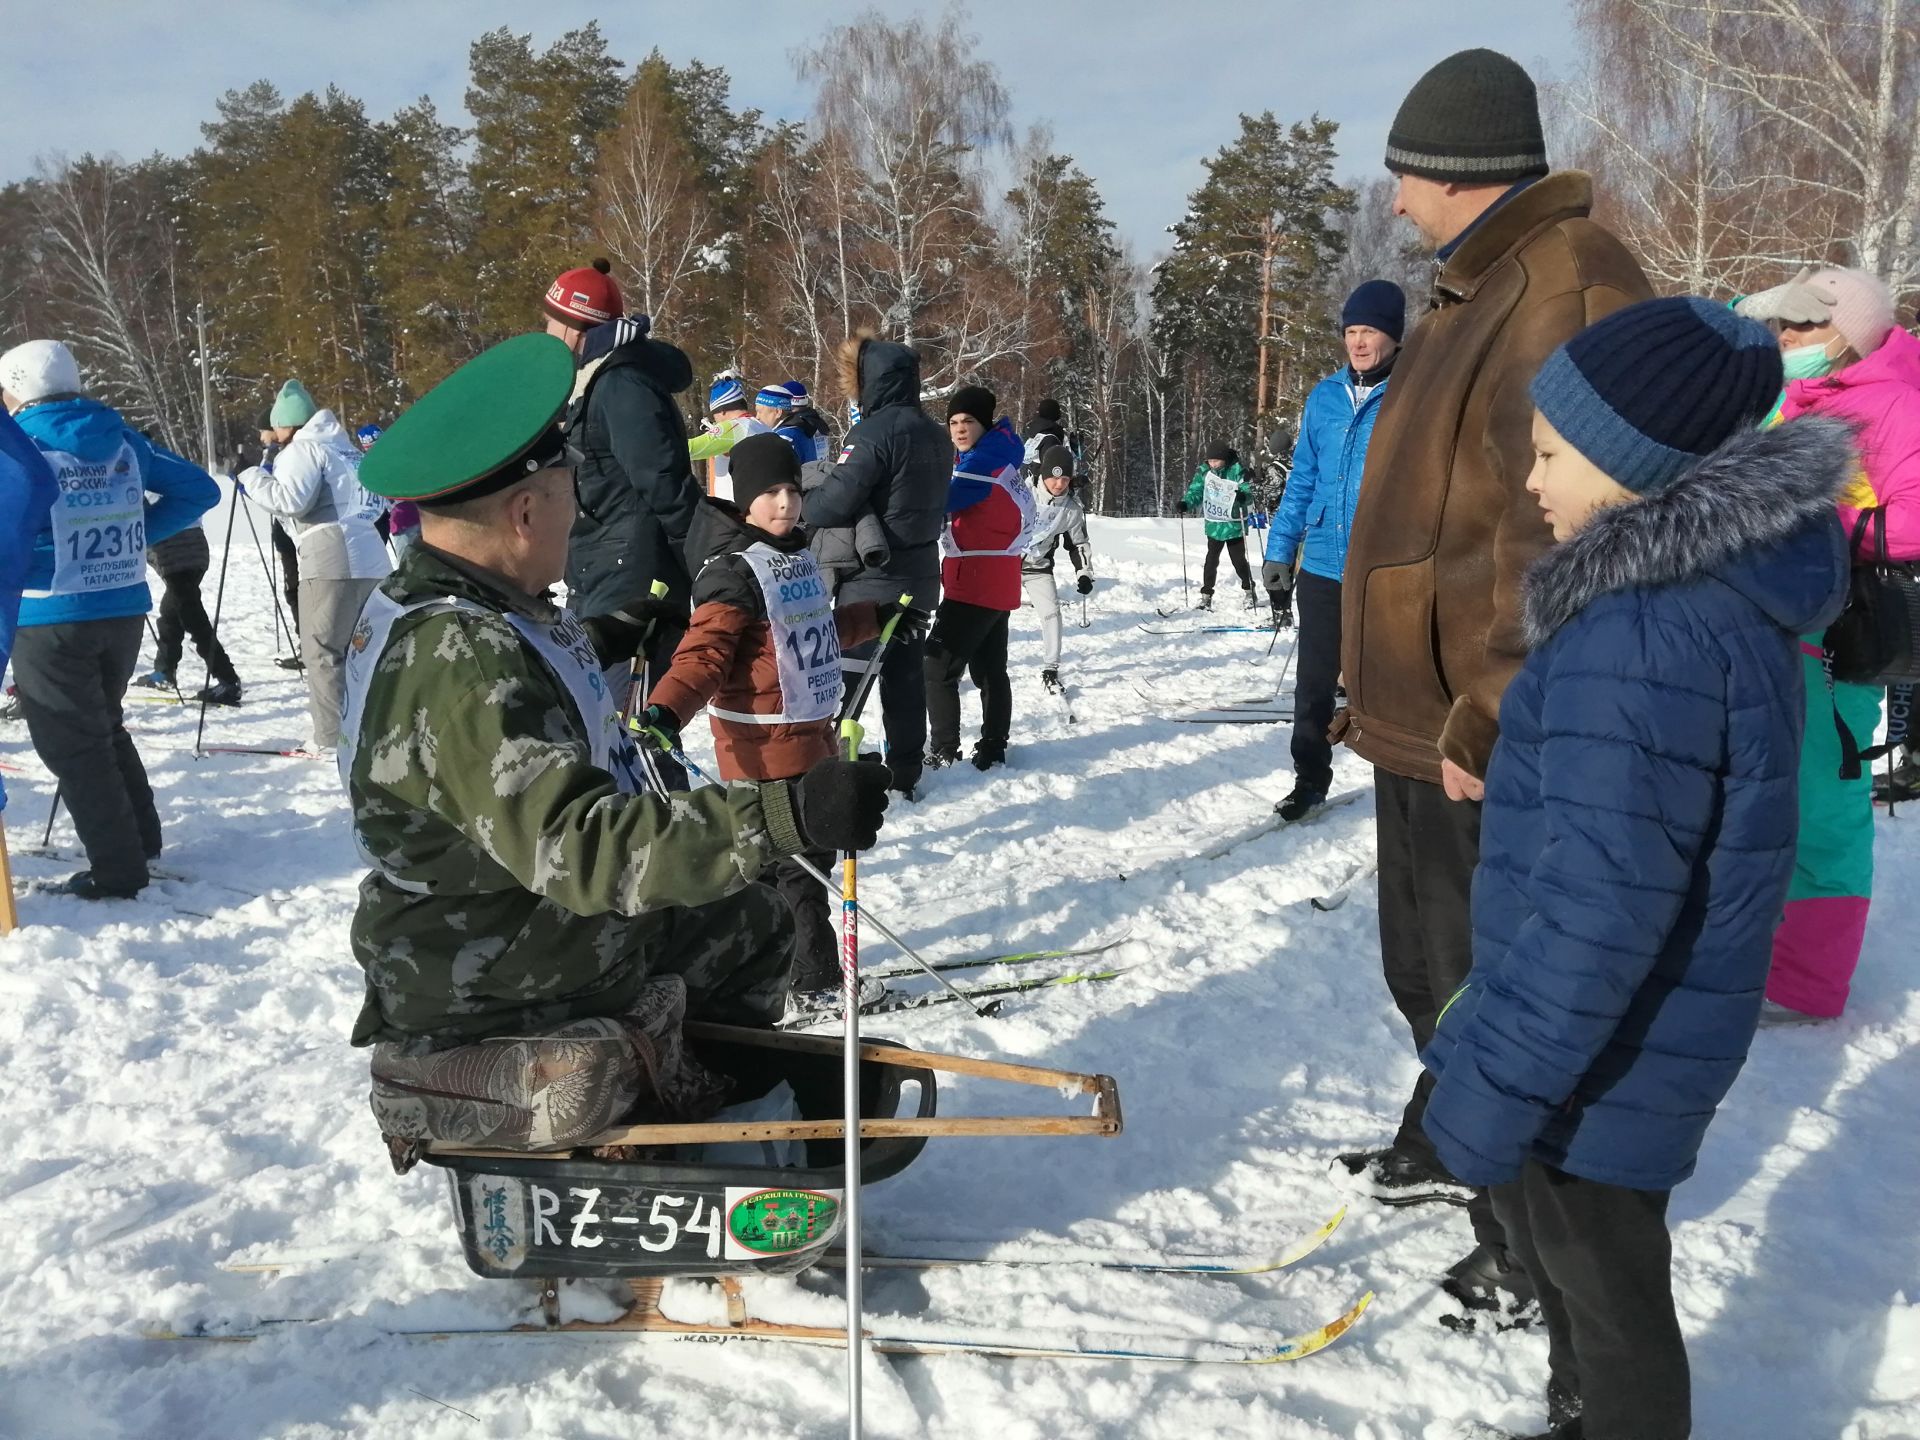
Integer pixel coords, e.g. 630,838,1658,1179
360,332,577,502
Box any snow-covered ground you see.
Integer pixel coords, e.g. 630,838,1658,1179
1,508,1916,1439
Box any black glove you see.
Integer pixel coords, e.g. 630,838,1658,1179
1261,560,1294,596
582,598,682,666
875,601,929,643
1175,500,1190,515
637,704,681,748
793,757,892,852
1075,572,1094,596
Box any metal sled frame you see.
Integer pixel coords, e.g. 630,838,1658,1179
423,1022,1123,1160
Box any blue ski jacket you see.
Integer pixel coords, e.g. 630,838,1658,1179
13,396,218,628
1422,420,1851,1192
1263,367,1389,582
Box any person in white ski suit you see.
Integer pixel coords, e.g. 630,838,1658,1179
238,379,390,751
1021,444,1094,687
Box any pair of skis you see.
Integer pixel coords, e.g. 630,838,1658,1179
167,1208,1371,1365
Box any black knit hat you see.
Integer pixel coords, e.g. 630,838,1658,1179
1204,441,1232,463
728,431,803,515
1033,397,1063,427
947,385,996,426
1386,49,1548,185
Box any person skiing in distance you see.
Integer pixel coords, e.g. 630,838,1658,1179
539,260,698,763
1425,298,1845,1440
0,338,218,898
1180,443,1255,609
644,434,894,1004
800,333,950,797
688,374,774,502
237,378,391,755
1735,266,1920,1022
927,386,1031,771
136,522,243,706
1265,279,1406,822
1022,396,1067,476
1334,49,1652,1314
1022,444,1094,694
342,334,892,1150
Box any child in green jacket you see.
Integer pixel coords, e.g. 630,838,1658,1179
1180,442,1254,609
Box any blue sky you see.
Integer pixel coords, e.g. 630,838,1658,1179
0,0,1580,258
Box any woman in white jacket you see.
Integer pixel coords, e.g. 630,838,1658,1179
240,380,390,752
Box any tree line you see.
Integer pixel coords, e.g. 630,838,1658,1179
2,2,1914,515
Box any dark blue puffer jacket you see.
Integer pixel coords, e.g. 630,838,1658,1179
1422,419,1852,1191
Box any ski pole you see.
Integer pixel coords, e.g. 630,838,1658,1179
1178,504,1190,608
620,579,672,724
237,495,296,655
838,592,916,727
195,476,243,758
838,711,865,1439
41,784,61,850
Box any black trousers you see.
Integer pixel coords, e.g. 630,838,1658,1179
1201,535,1252,593
1491,1163,1688,1439
773,847,839,992
271,520,300,636
13,616,159,889
153,564,239,684
1289,570,1341,796
841,627,927,793
925,600,1011,758
1375,767,1505,1250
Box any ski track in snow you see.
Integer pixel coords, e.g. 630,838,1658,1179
1,509,1916,1439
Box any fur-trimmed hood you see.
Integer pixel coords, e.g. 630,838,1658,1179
837,332,921,414
1523,417,1854,647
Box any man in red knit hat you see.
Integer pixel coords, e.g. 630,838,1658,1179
539,260,699,787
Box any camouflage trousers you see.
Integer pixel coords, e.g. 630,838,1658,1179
368,883,793,1149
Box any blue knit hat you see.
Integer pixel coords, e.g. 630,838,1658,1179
1341,280,1407,342
754,381,802,411
708,373,748,412
1529,297,1784,495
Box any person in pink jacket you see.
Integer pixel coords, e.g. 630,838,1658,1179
1738,266,1920,1019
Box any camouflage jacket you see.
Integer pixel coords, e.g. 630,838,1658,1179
343,543,805,1047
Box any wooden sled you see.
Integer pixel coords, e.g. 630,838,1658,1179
422,1023,1122,1285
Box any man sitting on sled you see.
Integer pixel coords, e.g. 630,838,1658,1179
341,333,891,1153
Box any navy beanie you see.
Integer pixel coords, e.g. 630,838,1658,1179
1341,280,1407,342
1529,297,1785,495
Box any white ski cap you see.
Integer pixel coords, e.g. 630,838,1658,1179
0,338,84,406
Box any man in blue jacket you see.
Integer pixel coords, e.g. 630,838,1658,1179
1263,280,1405,821
0,407,60,827
1,340,219,898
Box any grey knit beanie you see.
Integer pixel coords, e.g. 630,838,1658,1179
1385,49,1548,185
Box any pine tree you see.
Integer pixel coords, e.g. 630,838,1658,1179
374,98,476,407
464,24,625,345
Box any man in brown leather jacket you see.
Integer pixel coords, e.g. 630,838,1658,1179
1333,48,1653,1321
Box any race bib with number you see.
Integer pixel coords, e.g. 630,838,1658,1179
43,443,145,595
729,542,841,724
1203,472,1239,525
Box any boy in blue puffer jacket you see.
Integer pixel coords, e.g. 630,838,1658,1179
0,339,219,898
1420,298,1850,1439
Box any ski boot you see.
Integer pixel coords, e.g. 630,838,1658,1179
1040,667,1064,695
132,669,175,690
196,678,243,707
970,741,1006,772
924,745,959,771
1195,590,1214,611
52,869,148,900
1332,1145,1474,1207
1274,786,1327,823
1241,582,1258,610
1438,1241,1539,1334
785,976,889,1022
1872,747,1919,805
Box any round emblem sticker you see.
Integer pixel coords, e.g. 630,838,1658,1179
726,1187,841,1257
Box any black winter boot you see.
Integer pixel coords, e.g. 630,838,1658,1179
1195,590,1213,611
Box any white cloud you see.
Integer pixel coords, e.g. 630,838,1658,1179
0,0,1578,256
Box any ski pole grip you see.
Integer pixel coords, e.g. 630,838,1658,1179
841,717,864,762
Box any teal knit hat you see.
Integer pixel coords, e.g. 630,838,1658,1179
269,379,318,428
